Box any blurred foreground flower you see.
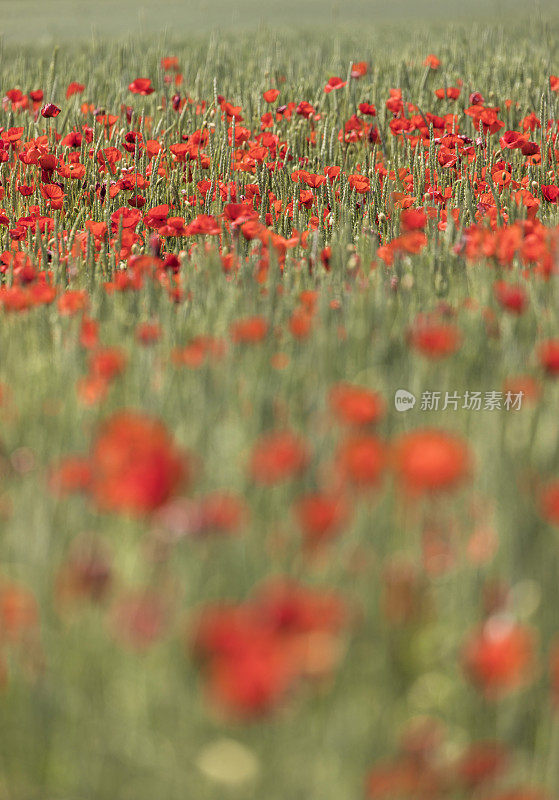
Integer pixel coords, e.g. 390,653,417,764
393,429,472,495
49,410,189,516
462,616,537,697
191,579,350,718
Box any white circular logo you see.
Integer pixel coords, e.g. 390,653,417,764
395,389,416,412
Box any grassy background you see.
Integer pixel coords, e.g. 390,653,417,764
0,0,557,43
0,2,558,799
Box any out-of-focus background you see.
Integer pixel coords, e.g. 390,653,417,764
0,0,557,42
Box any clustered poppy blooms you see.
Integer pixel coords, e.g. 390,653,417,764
1,44,558,800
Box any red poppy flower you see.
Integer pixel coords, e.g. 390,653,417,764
329,383,385,426
538,339,559,375
128,78,155,95
500,130,526,149
502,375,540,404
493,281,528,314
401,208,427,231
435,86,460,100
79,317,99,349
324,76,347,93
296,101,315,119
85,220,107,239
540,481,559,525
90,411,187,515
40,184,64,203
49,456,93,495
358,102,376,116
338,435,387,487
0,582,38,641
294,492,347,547
41,103,61,118
230,315,268,343
184,214,220,236
136,321,161,345
110,206,141,232
256,580,348,635
407,320,461,359
57,289,88,316
192,579,348,718
66,82,85,99
161,56,179,71
423,54,441,69
263,89,280,103
348,174,370,194
223,202,258,227
462,617,536,697
249,431,309,484
541,185,559,203
351,61,368,79
4,126,24,142
392,429,471,494
206,632,297,718
88,347,127,381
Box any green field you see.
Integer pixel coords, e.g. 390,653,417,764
0,0,557,42
0,2,559,799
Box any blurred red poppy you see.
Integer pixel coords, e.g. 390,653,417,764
338,435,387,487
294,492,347,548
249,431,309,484
538,340,559,375
231,315,268,343
90,411,188,515
462,617,536,697
66,82,85,98
329,383,386,426
407,319,462,359
393,429,471,495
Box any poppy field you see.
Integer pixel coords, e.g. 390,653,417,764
1,11,559,799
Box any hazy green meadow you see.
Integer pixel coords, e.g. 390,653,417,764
0,2,558,799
